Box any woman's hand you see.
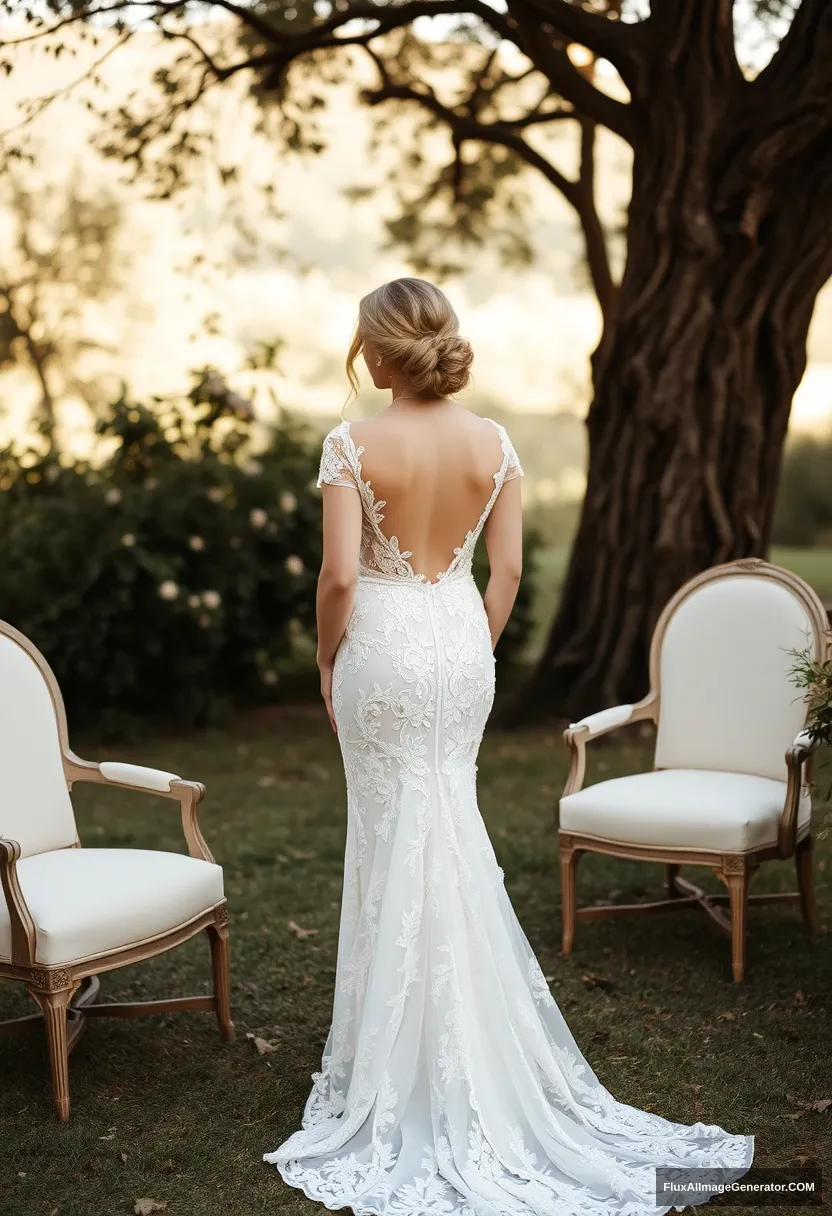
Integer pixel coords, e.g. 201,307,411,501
318,658,337,733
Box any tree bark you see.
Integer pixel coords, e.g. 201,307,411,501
517,3,832,722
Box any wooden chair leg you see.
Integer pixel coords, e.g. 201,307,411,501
559,836,582,955
28,986,73,1121
795,835,819,933
666,864,681,898
207,914,235,1043
725,866,750,983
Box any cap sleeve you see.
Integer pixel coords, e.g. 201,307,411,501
503,434,524,483
317,424,358,490
487,419,524,483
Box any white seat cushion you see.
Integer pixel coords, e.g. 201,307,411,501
0,848,224,966
560,769,811,852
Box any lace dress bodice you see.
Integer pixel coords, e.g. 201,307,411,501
316,418,523,585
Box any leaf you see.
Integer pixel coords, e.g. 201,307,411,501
121,1152,128,1163
288,920,318,939
246,1032,279,1056
811,1098,831,1113
135,1202,167,1215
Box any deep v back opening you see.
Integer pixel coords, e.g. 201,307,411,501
344,420,508,585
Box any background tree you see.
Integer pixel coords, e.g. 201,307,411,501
4,0,831,717
0,164,125,441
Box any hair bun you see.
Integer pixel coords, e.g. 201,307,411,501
351,278,474,400
398,328,474,398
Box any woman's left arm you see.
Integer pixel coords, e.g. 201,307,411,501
316,483,362,730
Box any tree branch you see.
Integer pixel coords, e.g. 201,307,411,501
508,2,636,144
513,0,642,71
362,80,582,207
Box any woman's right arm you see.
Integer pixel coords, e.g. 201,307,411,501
316,483,362,668
482,475,523,651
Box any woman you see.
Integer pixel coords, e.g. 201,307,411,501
265,278,753,1214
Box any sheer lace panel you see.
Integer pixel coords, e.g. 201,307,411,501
496,425,524,482
318,426,359,490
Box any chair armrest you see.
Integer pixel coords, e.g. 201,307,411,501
562,694,657,797
98,761,181,793
778,730,821,857
567,705,636,739
65,755,214,864
0,838,36,966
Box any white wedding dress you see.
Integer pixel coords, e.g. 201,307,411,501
265,419,754,1215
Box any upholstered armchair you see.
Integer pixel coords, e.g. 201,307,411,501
559,559,829,982
0,621,233,1120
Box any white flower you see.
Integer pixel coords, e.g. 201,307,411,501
243,459,263,477
121,533,136,547
188,594,201,609
189,535,205,551
45,465,60,484
285,555,304,576
198,614,212,628
280,491,297,513
207,486,225,504
262,670,278,685
105,488,121,505
202,590,222,610
249,507,268,529
159,580,179,601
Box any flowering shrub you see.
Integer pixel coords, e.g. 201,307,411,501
0,374,540,734
0,374,322,734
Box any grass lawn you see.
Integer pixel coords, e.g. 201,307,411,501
528,546,832,658
1,708,829,1216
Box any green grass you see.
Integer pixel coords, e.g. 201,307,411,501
528,546,832,658
1,710,830,1216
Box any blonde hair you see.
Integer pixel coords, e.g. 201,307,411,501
346,278,473,402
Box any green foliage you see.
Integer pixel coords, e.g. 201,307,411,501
0,374,323,735
772,432,832,548
0,376,540,733
790,644,832,748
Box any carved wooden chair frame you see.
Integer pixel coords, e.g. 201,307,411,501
559,559,830,982
0,620,234,1120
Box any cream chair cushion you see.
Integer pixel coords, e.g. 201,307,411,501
654,576,815,783
560,769,811,852
0,849,224,966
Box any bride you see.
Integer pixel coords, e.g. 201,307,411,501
264,277,753,1214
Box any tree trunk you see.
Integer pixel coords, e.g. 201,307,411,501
517,4,832,722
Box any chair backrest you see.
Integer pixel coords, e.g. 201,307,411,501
653,561,828,783
0,622,78,857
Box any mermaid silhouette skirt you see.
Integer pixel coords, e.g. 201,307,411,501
264,571,753,1215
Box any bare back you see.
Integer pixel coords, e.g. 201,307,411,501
350,406,513,580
